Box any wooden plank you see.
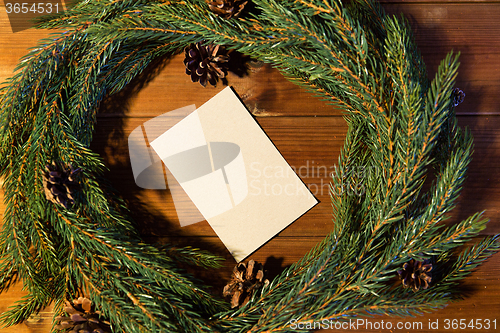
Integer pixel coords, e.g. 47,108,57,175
0,282,54,333
0,234,497,332
381,0,500,115
383,3,500,49
88,116,343,237
4,114,495,237
94,2,500,116
96,51,500,117
2,4,500,116
0,5,50,75
3,5,498,118
84,115,500,236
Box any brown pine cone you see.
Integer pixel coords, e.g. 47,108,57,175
223,259,269,308
207,0,248,19
397,258,433,291
184,42,229,87
43,163,81,208
452,87,465,106
55,297,111,333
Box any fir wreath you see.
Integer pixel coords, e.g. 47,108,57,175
0,0,499,332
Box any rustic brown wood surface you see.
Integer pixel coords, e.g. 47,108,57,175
1,0,499,332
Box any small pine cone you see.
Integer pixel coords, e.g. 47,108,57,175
43,163,81,208
452,88,465,106
207,0,248,19
56,297,111,333
184,42,229,87
223,260,269,308
397,259,433,291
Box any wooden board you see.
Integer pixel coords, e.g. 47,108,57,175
1,1,499,332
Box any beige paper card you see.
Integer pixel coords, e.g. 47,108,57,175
151,87,318,261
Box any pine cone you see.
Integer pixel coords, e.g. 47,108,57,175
207,0,248,19
43,163,81,208
184,42,229,87
452,87,465,106
56,297,111,333
223,260,269,308
397,259,433,291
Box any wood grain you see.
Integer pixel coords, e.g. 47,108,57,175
1,1,500,332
